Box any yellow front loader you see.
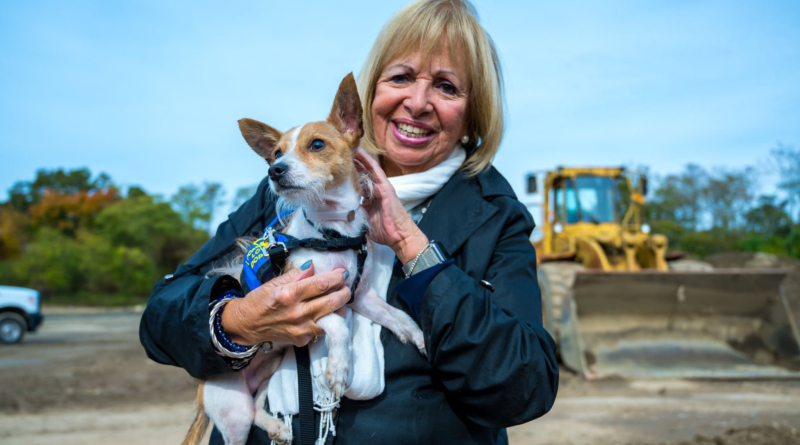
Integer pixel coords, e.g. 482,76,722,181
528,167,800,379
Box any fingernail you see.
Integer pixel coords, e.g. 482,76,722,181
301,260,312,270
343,270,350,279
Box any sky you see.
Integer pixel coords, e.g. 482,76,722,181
2,0,799,223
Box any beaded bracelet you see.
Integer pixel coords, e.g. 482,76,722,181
209,293,260,360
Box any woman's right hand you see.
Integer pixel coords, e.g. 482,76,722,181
220,262,350,347
354,149,430,264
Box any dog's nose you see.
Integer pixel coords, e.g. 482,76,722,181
269,163,288,180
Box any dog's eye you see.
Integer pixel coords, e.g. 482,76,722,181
309,139,326,151
274,150,283,159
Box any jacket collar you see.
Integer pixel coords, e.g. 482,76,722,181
416,165,516,255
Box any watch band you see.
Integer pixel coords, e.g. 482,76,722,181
402,240,449,277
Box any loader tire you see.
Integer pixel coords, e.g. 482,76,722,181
668,258,714,272
538,261,584,344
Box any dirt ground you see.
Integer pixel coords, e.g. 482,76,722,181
1,306,799,445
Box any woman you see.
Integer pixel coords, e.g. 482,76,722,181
139,0,558,443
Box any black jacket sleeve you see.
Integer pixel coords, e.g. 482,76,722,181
419,196,559,429
139,177,274,379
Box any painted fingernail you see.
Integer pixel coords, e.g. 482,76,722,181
343,270,350,279
301,260,312,270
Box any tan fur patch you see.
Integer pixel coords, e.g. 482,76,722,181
239,73,364,192
292,122,359,191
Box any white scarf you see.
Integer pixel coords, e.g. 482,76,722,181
266,147,466,444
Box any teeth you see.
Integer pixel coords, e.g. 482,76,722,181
396,122,431,138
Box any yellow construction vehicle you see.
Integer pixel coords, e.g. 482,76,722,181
527,167,800,379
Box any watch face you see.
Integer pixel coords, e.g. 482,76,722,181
432,241,450,259
423,242,447,265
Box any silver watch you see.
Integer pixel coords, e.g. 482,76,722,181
402,241,449,277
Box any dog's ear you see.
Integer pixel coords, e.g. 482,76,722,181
238,118,282,160
328,72,364,141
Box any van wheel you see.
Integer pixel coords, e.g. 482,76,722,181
0,312,26,344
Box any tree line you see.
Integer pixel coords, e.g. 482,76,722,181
0,169,254,305
643,144,800,258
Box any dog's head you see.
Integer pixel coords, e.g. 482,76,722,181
238,73,364,204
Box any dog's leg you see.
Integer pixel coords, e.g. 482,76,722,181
204,373,255,445
253,379,292,444
316,313,351,397
351,285,426,355
249,350,291,444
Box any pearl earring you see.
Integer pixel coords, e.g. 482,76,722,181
461,135,470,145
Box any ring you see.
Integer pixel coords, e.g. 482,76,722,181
312,335,319,343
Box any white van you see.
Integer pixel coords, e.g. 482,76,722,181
0,285,43,344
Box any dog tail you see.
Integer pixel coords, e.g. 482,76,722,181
182,381,210,445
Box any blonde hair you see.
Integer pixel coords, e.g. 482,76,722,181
357,0,504,176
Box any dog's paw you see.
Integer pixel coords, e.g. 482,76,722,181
410,329,426,356
414,336,427,356
326,359,349,398
255,410,292,445
388,308,426,354
267,422,292,445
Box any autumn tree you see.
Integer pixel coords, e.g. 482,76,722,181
7,168,113,212
94,192,209,275
0,170,211,303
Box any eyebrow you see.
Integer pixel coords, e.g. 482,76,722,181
386,62,415,72
385,63,465,85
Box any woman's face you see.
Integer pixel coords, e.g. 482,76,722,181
371,46,470,177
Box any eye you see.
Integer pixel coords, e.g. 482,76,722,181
308,139,326,151
274,150,283,159
390,74,409,84
439,81,457,96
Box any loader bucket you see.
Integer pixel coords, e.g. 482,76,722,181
558,269,800,379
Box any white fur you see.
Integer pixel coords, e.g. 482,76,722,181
285,126,301,154
204,351,285,445
199,129,425,445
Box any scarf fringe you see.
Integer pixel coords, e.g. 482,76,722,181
314,393,340,444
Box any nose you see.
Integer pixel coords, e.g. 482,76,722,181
269,163,288,181
403,81,433,117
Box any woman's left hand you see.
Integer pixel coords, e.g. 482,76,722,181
355,149,429,264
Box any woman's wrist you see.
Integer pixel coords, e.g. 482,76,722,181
393,229,430,265
219,297,257,345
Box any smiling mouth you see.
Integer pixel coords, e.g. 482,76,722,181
395,121,433,139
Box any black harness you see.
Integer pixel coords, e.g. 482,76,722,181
265,224,369,304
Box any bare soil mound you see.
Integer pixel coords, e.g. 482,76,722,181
638,423,800,445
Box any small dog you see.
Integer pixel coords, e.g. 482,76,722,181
183,73,426,445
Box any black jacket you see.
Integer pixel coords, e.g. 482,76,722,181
139,166,559,444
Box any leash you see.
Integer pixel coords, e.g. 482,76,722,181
295,345,316,445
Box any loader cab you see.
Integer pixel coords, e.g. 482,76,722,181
531,167,654,264
552,175,621,225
